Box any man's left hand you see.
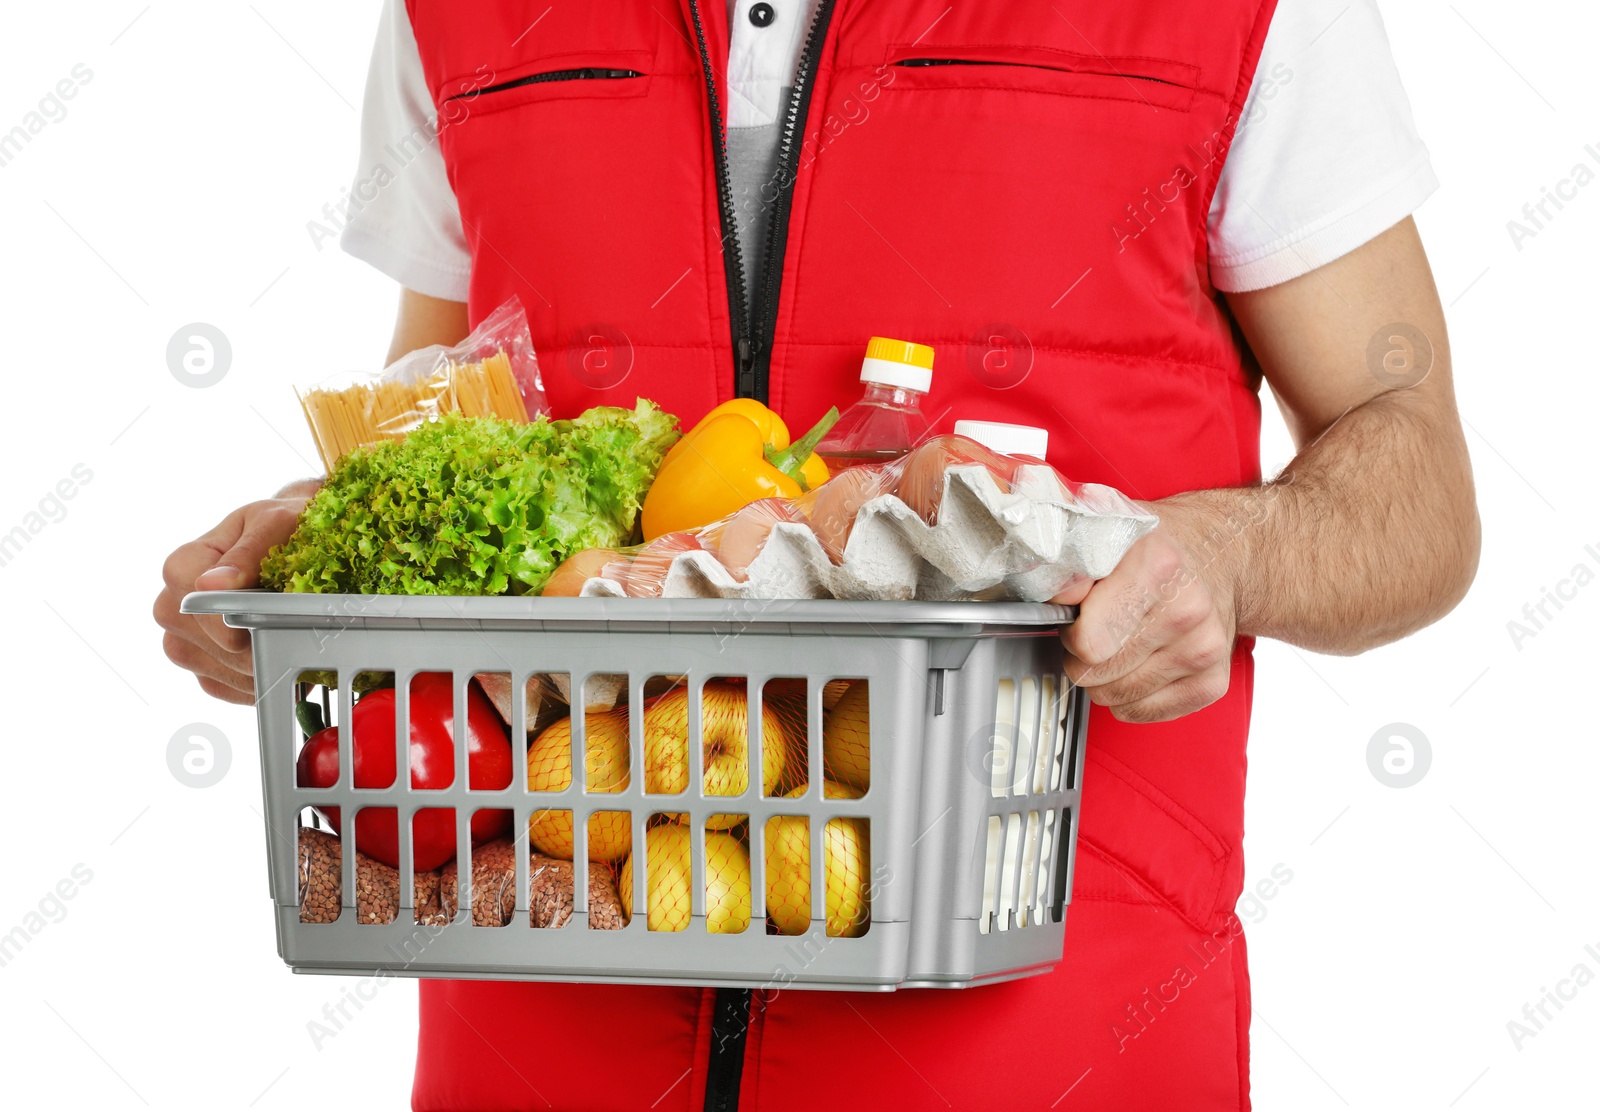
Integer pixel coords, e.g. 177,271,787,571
1056,501,1240,724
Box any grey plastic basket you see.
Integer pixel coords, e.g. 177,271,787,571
183,591,1087,991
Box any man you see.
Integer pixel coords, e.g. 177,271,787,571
155,1,1478,1107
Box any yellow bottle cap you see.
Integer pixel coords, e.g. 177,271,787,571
861,337,934,392
864,336,935,370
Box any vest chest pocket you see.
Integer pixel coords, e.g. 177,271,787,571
437,50,654,119
883,43,1197,113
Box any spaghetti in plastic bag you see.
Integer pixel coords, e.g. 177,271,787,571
297,296,547,472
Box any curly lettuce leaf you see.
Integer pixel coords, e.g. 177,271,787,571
261,400,678,596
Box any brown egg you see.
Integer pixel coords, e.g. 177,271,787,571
894,435,1017,524
542,548,620,597
709,499,807,581
606,532,703,598
799,466,895,563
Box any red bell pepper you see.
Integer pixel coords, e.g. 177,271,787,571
296,673,514,871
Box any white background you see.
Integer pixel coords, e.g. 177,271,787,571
0,2,1595,1109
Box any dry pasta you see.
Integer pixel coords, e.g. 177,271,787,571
299,350,528,472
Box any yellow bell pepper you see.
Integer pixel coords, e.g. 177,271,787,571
690,399,832,489
641,401,839,540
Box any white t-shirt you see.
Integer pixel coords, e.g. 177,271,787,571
340,0,1437,300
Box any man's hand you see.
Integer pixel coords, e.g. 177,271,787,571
156,287,469,705
1060,500,1243,723
154,480,320,705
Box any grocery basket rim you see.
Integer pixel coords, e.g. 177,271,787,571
181,589,1072,629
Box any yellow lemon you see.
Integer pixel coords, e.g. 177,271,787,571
527,709,631,862
643,682,787,826
822,681,870,791
765,781,870,938
619,823,751,933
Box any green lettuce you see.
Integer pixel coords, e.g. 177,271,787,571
261,400,679,596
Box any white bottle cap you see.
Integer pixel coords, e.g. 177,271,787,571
860,357,933,394
954,420,1049,458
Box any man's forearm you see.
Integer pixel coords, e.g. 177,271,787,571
1160,385,1480,656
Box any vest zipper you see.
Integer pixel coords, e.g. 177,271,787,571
447,67,643,100
704,986,752,1112
684,0,756,398
681,5,759,1103
685,0,835,404
749,0,837,403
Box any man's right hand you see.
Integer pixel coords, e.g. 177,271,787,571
154,480,320,704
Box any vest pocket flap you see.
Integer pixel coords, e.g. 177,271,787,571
1075,746,1230,931
437,50,654,114
883,43,1196,111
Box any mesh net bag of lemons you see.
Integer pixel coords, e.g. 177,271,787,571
525,675,873,936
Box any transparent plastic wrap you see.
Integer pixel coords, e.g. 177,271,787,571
568,433,1157,602
296,296,547,472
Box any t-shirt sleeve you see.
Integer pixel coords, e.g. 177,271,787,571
1207,0,1439,293
339,0,472,302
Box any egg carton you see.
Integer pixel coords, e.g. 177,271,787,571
582,464,1158,603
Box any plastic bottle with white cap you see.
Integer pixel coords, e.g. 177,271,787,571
815,336,934,469
953,419,1050,461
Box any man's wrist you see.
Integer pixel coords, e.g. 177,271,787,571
1147,487,1268,636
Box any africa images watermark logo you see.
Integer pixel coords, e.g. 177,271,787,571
0,464,94,572
1505,941,1600,1051
1505,542,1600,650
0,863,94,970
0,63,93,171
1505,141,1600,252
1110,863,1295,1053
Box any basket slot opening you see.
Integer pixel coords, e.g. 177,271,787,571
820,678,869,795
296,806,343,925
471,668,520,759
583,813,630,929
575,685,629,799
1032,676,1058,794
980,815,1002,935
641,674,690,798
704,676,755,806
622,814,693,931
1031,809,1057,926
1060,682,1085,791
1050,807,1075,921
1045,674,1069,792
1013,678,1042,797
703,816,752,935
764,813,809,936
823,816,871,938
763,677,808,798
988,679,1021,798
1014,810,1044,928
994,813,1024,931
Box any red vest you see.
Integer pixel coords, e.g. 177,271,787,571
404,1,1276,1108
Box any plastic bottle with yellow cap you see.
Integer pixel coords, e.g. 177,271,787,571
815,336,935,469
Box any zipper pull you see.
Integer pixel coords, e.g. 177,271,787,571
736,336,754,398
